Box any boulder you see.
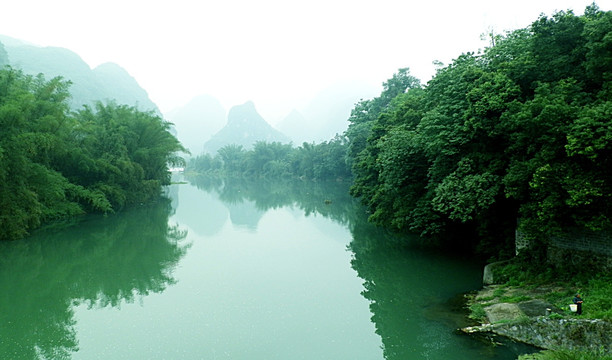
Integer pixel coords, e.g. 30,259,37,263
484,303,523,324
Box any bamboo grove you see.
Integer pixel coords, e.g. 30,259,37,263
0,69,185,240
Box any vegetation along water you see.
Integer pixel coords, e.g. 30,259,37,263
0,177,540,359
1,4,611,359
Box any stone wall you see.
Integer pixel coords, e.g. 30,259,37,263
547,246,612,271
491,318,611,355
551,229,612,256
515,227,612,270
515,228,530,255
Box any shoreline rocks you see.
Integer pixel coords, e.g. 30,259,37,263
462,285,611,355
491,317,611,353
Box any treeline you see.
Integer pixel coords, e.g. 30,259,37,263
346,5,612,255
189,5,612,257
187,134,352,181
0,68,185,241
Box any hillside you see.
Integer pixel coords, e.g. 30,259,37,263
203,101,290,154
165,95,226,155
0,41,8,65
0,35,158,112
92,62,158,112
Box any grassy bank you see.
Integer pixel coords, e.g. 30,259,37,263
490,255,612,320
469,254,612,359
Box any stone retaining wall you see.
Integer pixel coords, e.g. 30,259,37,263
547,246,612,271
492,318,611,354
515,227,612,270
551,229,612,256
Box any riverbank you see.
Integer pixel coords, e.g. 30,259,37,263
462,284,611,356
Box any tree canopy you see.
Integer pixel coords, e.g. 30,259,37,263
344,5,612,255
175,5,612,258
0,68,185,240
187,135,353,182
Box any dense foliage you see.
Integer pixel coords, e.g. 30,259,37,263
183,6,612,258
345,5,612,255
0,68,185,240
187,134,353,181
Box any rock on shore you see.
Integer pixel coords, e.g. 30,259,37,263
462,285,611,355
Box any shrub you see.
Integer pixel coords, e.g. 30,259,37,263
469,303,487,322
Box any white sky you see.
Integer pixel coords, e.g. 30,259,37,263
1,0,609,123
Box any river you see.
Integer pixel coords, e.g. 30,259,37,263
0,175,537,359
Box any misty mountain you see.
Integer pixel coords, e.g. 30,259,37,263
203,101,290,155
91,62,158,111
0,41,8,66
165,95,227,155
279,109,308,137
278,80,379,144
0,35,158,113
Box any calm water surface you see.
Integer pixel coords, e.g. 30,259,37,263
0,176,537,359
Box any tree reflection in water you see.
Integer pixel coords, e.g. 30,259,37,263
0,198,188,359
1,175,536,359
187,174,359,228
348,214,539,360
186,175,537,360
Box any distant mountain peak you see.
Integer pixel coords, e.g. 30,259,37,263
227,101,265,126
93,62,129,74
203,101,290,154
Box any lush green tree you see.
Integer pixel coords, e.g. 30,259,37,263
347,69,422,205
530,10,587,85
188,138,351,181
345,68,421,171
245,141,292,177
0,68,185,240
582,5,612,89
217,144,247,175
345,5,612,256
65,102,186,209
290,142,317,179
189,153,223,173
0,69,91,240
312,134,352,180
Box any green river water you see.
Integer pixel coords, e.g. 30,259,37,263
0,175,538,359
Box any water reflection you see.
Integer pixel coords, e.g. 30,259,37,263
174,184,228,236
348,215,538,359
2,176,537,359
185,176,507,359
187,174,358,230
186,175,536,359
0,199,188,359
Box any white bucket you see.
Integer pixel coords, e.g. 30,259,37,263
569,304,578,312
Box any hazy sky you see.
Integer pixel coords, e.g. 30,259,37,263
0,0,608,122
